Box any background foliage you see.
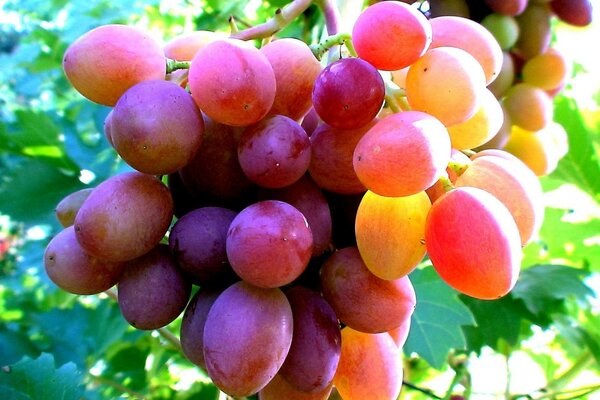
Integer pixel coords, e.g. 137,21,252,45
0,0,599,399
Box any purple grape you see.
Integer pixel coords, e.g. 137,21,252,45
226,200,313,288
169,207,237,285
279,286,341,392
203,281,293,397
238,115,311,189
312,57,385,130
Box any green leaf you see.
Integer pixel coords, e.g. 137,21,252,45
404,267,476,369
0,353,84,400
0,158,85,224
0,110,80,173
511,265,594,316
551,96,600,200
462,294,534,353
523,207,600,269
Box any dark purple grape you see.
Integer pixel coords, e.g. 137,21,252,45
180,287,223,369
312,57,385,130
117,245,191,330
169,207,237,285
279,286,341,392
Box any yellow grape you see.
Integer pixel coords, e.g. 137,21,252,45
334,327,403,400
430,16,504,84
503,124,568,176
447,88,504,150
522,48,570,91
355,190,430,280
406,47,486,126
503,83,553,132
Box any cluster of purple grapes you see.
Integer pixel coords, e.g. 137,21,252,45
43,0,592,398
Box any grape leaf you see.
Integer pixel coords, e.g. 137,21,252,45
0,158,85,224
462,294,534,353
511,265,594,316
522,207,600,270
550,96,600,200
404,267,476,369
0,353,84,400
0,110,80,173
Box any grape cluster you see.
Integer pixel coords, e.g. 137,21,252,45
44,1,591,399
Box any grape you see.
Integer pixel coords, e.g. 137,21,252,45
111,79,204,175
522,48,570,91
117,245,191,330
259,374,332,400
44,226,124,295
203,281,293,397
484,0,528,16
169,207,237,284
388,317,411,349
333,327,403,400
481,13,520,50
353,111,451,197
180,287,223,369
167,172,202,218
308,121,375,195
178,115,255,207
279,286,341,392
238,115,311,189
355,191,430,280
164,30,226,60
503,83,553,132
301,107,320,136
406,47,486,127
321,247,416,333
352,1,432,71
474,104,511,150
188,39,276,127
487,52,515,98
312,57,385,130
503,123,568,176
425,187,522,299
455,155,544,245
429,0,470,18
261,38,322,121
259,175,332,257
74,172,173,262
429,16,504,85
55,188,93,228
447,88,504,150
62,24,165,106
515,4,552,59
226,200,313,288
550,0,593,27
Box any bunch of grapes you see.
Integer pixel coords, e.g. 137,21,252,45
43,1,591,398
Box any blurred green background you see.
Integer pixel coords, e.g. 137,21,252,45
0,0,599,399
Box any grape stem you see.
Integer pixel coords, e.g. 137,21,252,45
437,174,455,193
447,160,469,176
314,0,340,35
228,15,240,34
166,59,191,73
309,32,357,60
229,0,313,40
103,288,182,350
